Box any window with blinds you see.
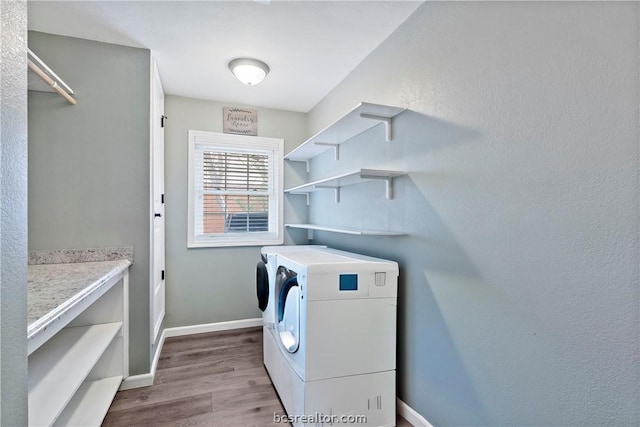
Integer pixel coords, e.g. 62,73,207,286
188,130,284,247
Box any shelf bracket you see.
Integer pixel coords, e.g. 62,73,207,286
305,193,310,206
361,174,396,199
284,158,311,173
360,113,393,142
316,185,340,203
307,229,314,240
313,142,340,161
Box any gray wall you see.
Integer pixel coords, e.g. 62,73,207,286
28,32,152,375
306,2,639,426
0,1,29,424
164,96,307,327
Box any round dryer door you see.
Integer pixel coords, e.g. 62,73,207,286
278,283,300,353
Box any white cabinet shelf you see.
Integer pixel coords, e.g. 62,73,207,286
284,102,405,163
53,376,123,427
285,169,405,203
27,263,129,427
28,323,122,427
286,224,404,239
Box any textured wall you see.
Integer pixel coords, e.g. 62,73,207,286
0,0,29,424
164,96,307,328
306,2,639,425
28,32,151,374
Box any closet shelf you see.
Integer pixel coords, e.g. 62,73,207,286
286,223,404,239
285,168,405,203
285,102,405,163
27,48,76,105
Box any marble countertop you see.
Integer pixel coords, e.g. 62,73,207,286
27,260,131,342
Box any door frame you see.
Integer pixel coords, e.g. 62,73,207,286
150,58,165,346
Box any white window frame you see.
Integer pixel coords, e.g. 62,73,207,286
187,130,284,248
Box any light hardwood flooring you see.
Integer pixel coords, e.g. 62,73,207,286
103,327,412,426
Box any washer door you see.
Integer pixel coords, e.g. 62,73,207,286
256,261,268,312
277,277,300,353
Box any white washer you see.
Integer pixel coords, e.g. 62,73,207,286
257,246,326,377
267,247,399,427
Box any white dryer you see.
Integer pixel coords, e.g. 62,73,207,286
257,246,326,377
267,247,399,427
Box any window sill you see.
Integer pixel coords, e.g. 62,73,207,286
187,234,283,248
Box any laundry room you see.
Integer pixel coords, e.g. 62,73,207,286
1,1,638,426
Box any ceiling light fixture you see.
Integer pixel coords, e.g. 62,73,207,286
228,58,270,86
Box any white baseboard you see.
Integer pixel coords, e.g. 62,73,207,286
119,318,262,390
397,399,433,427
163,317,262,338
120,373,154,390
150,328,167,375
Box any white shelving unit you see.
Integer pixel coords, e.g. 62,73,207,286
28,324,121,427
285,169,406,204
28,268,128,427
285,224,404,240
285,102,405,165
284,102,407,238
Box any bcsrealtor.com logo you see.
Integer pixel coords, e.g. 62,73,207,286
274,412,368,424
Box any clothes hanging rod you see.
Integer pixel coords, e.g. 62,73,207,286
27,49,76,105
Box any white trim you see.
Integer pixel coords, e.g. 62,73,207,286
150,327,166,378
397,398,433,427
120,325,166,390
148,56,155,346
118,318,262,390
119,373,154,390
150,57,166,345
122,269,130,378
187,130,284,248
163,318,263,338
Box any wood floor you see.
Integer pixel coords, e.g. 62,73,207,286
103,327,412,426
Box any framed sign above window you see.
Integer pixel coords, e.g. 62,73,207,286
187,130,284,247
223,107,257,136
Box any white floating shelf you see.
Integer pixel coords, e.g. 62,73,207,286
286,224,404,239
285,168,405,203
285,102,406,163
27,48,76,105
28,323,122,427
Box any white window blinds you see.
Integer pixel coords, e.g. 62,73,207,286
188,130,283,247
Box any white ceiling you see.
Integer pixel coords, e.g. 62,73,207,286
27,1,423,112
